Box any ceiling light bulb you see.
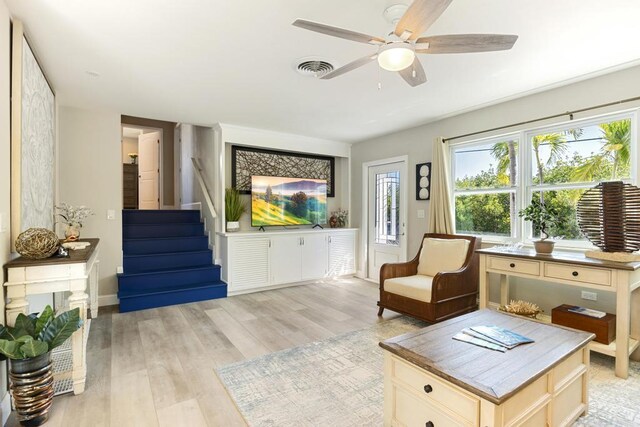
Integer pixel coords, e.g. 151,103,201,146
377,43,415,72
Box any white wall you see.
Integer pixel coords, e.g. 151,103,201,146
219,124,352,231
0,1,12,420
352,64,640,314
121,137,138,164
58,107,122,298
180,124,196,205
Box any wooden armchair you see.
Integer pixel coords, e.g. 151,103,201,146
377,233,481,323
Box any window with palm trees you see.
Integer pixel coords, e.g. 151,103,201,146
452,112,634,244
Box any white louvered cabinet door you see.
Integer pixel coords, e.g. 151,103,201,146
228,237,271,291
328,231,356,277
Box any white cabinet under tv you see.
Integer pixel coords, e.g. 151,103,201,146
218,228,357,295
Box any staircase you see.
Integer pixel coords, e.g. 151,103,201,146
117,209,226,312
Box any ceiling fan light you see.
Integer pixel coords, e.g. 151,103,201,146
377,43,415,71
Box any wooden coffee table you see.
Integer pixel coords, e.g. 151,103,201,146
380,309,594,427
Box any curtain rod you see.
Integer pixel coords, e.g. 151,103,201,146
443,95,640,143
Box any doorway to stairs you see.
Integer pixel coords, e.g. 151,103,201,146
121,125,163,210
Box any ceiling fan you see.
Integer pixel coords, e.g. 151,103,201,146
293,0,518,87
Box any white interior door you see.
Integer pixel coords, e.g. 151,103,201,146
367,161,407,281
138,131,160,209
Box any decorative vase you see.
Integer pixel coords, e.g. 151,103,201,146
533,240,555,254
226,221,240,232
64,224,80,242
9,352,54,427
329,215,338,228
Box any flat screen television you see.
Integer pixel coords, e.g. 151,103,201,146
251,176,327,227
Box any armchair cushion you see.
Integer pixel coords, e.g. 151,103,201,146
384,275,434,303
417,238,470,277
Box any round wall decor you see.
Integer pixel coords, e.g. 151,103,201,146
416,162,431,200
576,181,640,253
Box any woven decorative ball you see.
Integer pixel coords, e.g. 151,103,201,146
15,228,59,259
576,181,640,253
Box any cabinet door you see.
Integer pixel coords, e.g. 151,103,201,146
301,234,328,280
229,237,270,291
328,232,356,276
271,235,302,285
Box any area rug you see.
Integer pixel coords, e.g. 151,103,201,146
217,318,640,427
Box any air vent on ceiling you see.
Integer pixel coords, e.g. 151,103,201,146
296,58,335,77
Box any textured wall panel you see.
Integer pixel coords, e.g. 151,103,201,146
20,37,55,231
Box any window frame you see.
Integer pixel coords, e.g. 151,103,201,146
450,109,638,248
450,133,522,241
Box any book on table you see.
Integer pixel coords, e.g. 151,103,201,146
566,306,606,318
452,332,507,352
452,325,534,351
469,325,534,349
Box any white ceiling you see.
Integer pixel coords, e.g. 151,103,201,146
6,0,640,143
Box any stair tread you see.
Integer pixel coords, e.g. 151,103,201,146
118,264,220,278
123,224,202,227
119,281,226,298
124,209,197,213
124,236,207,242
123,249,212,259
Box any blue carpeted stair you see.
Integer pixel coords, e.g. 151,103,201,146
117,210,226,312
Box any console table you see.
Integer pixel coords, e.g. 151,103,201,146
3,238,100,395
477,247,640,379
381,309,594,427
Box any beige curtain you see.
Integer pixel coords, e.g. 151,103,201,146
427,136,454,234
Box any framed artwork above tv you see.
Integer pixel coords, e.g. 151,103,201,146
231,145,336,197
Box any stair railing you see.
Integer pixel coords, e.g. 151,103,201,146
191,157,217,219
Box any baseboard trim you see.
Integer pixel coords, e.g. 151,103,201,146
98,294,119,307
1,390,11,426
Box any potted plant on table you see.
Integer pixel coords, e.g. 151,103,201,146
55,203,94,242
519,197,560,254
0,306,82,426
225,187,247,232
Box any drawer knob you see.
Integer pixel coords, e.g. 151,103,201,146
425,422,434,427
509,263,515,268
423,384,433,393
572,271,579,277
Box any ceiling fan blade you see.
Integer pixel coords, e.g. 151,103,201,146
293,19,385,45
416,34,519,54
398,58,427,87
394,0,453,40
320,54,378,80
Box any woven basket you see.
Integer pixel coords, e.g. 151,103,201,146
15,228,59,259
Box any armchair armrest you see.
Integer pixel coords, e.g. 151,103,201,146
432,238,481,302
379,259,419,290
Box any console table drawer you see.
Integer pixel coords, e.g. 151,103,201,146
544,263,611,287
390,355,478,424
488,256,540,276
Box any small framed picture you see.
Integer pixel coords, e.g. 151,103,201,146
416,162,431,200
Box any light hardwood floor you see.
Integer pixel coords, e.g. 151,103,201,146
8,277,399,427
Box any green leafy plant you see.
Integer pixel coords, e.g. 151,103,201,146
518,197,560,240
0,306,82,360
225,187,247,222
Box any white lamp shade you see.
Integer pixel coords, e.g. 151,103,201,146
378,43,415,71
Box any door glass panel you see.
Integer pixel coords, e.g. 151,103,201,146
375,171,400,246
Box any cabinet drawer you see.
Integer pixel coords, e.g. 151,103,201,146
392,384,468,427
390,356,478,424
544,263,611,287
488,256,540,276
